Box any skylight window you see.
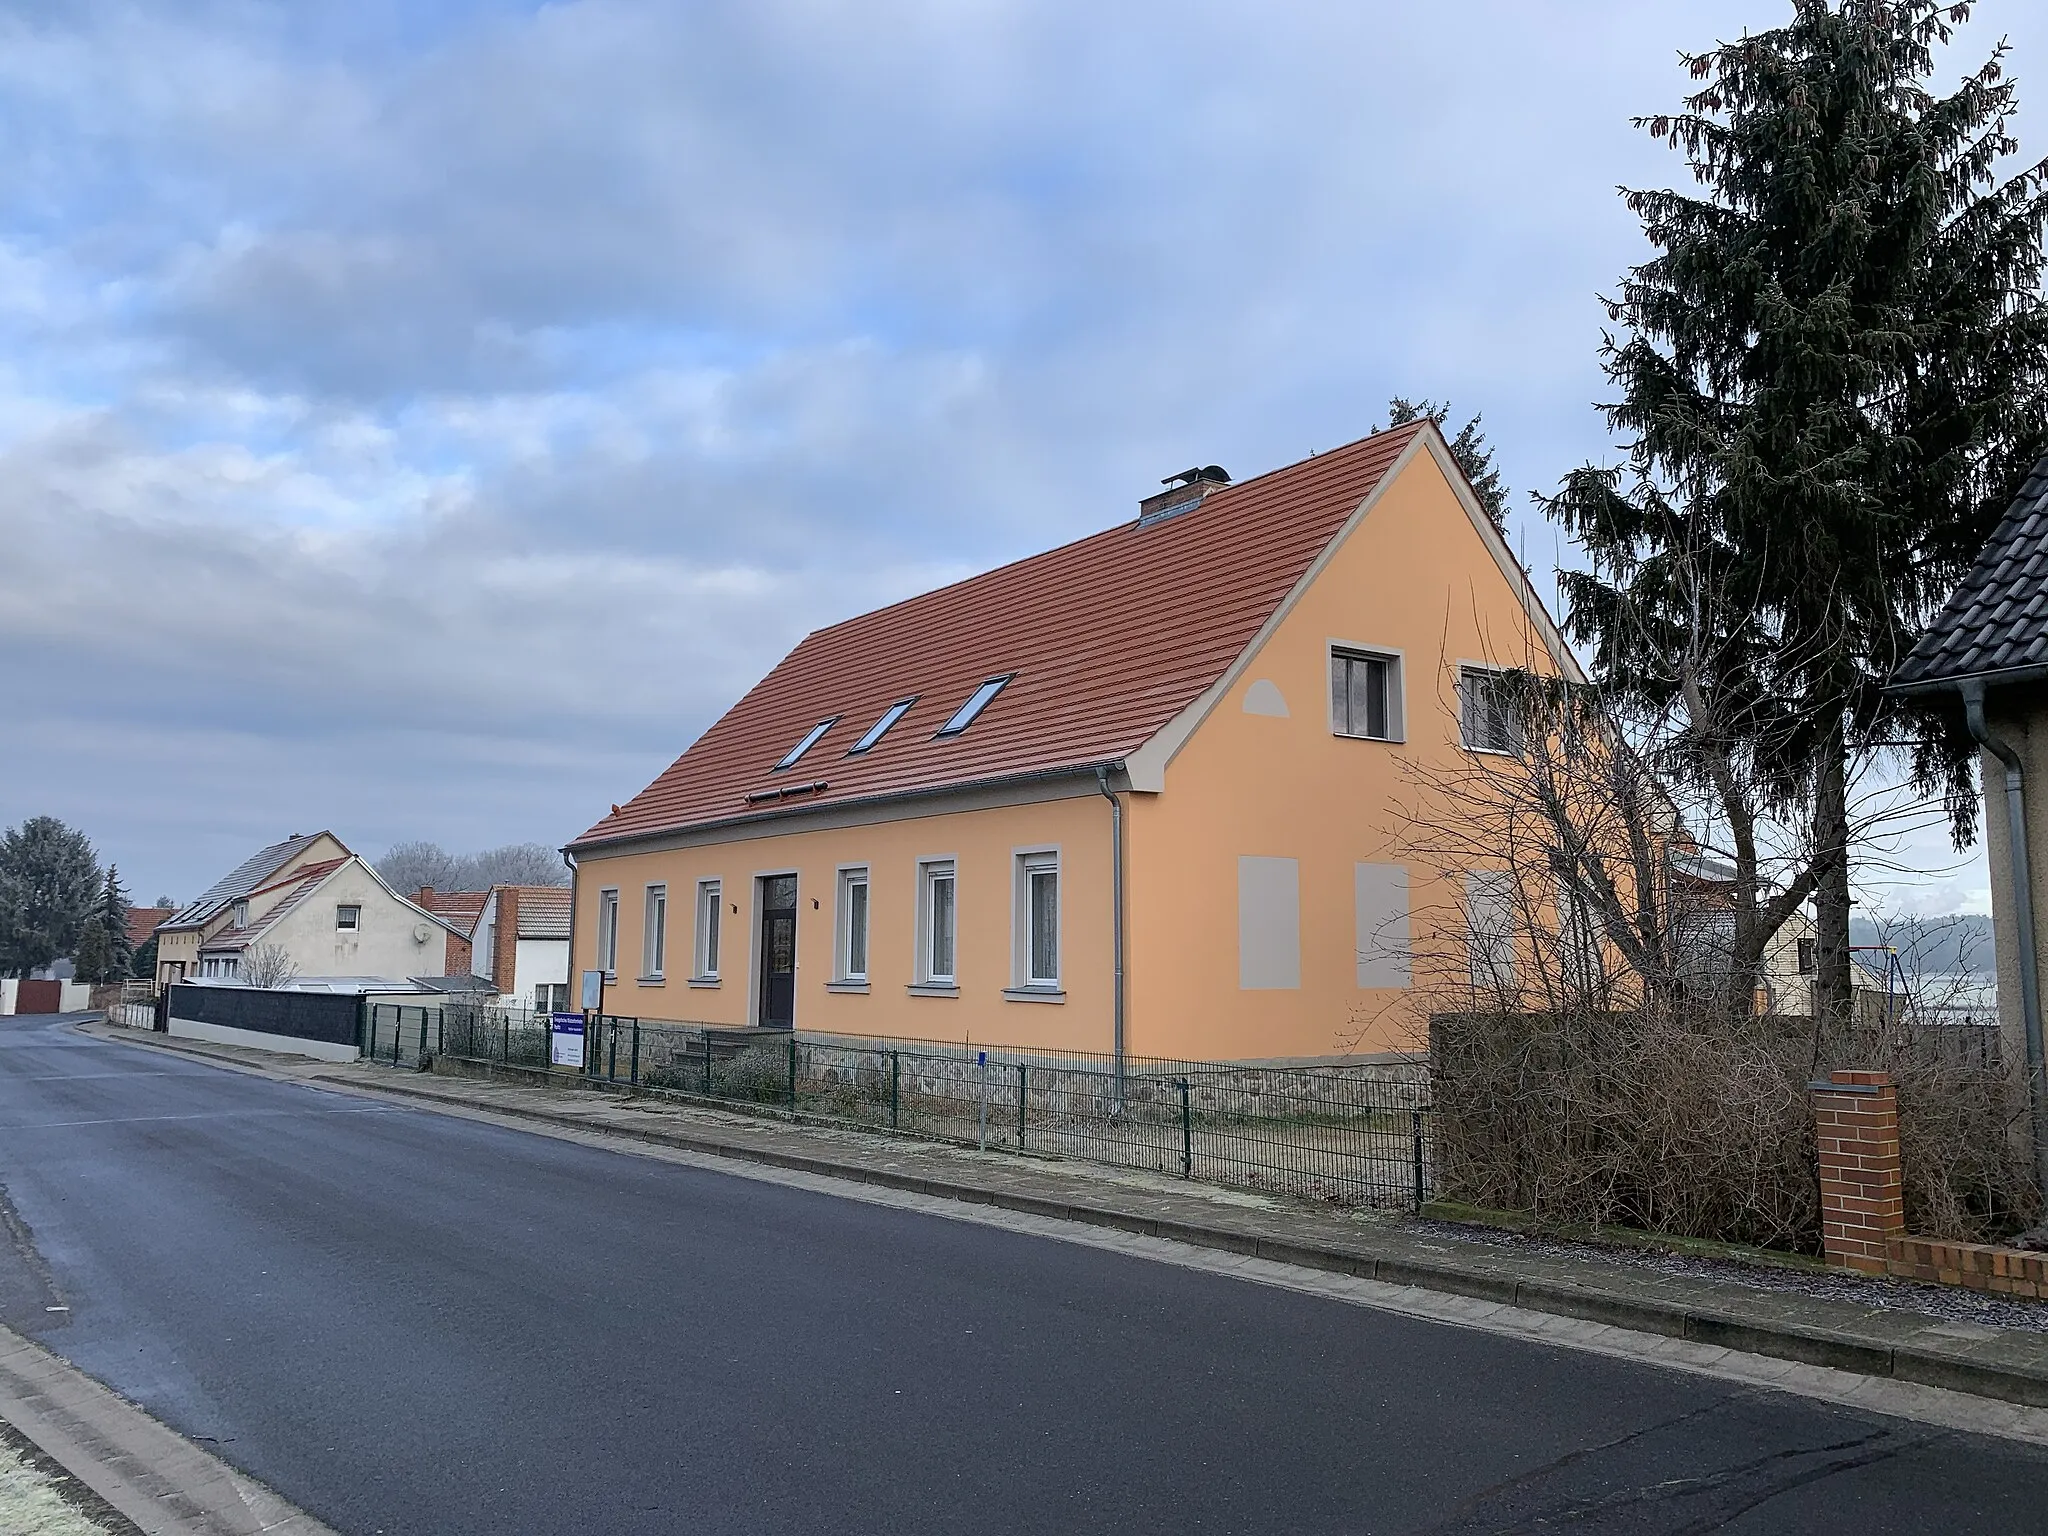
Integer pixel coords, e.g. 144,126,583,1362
775,717,839,770
936,675,1013,737
849,697,917,754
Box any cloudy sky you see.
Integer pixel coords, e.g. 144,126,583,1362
3,0,2041,912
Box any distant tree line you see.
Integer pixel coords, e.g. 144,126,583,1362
374,840,569,894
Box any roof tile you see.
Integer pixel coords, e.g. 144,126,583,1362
1895,456,2048,689
576,426,1429,847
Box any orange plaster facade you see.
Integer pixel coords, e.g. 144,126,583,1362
572,435,1564,1063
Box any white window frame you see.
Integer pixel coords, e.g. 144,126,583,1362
232,901,249,929
641,884,667,980
835,866,871,982
596,888,620,977
1011,848,1061,990
335,904,360,931
1459,663,1524,756
693,879,722,981
916,858,958,986
1329,642,1405,742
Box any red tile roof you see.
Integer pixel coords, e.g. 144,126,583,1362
510,887,571,940
126,907,174,948
576,425,1440,848
419,890,489,936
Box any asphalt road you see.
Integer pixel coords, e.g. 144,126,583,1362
1,1015,2045,1535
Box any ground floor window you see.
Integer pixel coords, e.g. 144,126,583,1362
837,867,870,981
694,880,722,979
1016,851,1058,987
918,859,957,984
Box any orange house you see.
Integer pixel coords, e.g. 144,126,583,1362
567,420,1580,1062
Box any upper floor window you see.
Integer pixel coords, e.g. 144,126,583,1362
775,717,839,770
936,676,1013,737
335,905,360,931
849,699,916,755
232,900,249,928
1330,647,1402,742
1460,666,1523,755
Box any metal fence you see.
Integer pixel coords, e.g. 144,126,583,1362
388,1002,1434,1208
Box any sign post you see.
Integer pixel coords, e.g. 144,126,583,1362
579,968,606,1073
549,1012,586,1069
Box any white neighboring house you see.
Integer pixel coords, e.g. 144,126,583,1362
171,841,467,986
471,886,571,1011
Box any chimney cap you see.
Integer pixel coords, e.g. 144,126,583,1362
1139,465,1232,527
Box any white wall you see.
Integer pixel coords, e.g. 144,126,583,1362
263,861,449,980
0,979,13,1015
512,937,569,1004
167,1015,360,1062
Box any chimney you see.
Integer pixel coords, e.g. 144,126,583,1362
494,888,520,994
1138,465,1230,527
418,885,434,907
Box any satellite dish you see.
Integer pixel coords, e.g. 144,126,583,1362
412,922,432,943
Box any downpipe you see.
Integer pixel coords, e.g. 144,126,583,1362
1097,766,1127,1112
1961,680,2048,1204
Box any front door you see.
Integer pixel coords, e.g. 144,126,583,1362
757,874,797,1029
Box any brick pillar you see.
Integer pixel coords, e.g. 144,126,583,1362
444,933,472,978
493,888,520,996
1811,1069,1906,1274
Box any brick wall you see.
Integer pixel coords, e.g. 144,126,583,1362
1810,1069,1906,1274
1890,1235,2048,1299
493,887,520,995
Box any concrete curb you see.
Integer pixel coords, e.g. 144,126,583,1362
0,1317,339,1536
86,1024,2048,1415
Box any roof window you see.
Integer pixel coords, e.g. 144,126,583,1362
775,717,839,770
936,675,1013,737
848,697,917,755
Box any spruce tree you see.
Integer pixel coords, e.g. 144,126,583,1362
1549,1,2048,1020
94,865,134,982
0,817,101,976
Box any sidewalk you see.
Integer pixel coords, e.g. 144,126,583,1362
93,1023,2048,1413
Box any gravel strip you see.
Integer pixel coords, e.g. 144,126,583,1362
1409,1218,2048,1333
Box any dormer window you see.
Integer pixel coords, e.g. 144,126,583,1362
232,901,249,928
775,717,839,770
936,675,1012,738
848,698,916,755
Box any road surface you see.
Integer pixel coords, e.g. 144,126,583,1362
0,1013,2043,1534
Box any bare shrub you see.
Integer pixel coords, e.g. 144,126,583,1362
1398,624,2037,1249
240,944,300,989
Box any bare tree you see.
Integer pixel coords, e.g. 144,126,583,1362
375,841,567,893
240,944,300,990
1385,618,2037,1247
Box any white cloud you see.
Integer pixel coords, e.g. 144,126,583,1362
0,0,2036,904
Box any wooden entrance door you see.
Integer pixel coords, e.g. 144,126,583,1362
757,875,797,1029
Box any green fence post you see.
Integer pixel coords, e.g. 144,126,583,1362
1411,1109,1426,1211
703,1034,713,1096
630,1020,640,1086
889,1051,900,1130
787,1033,797,1108
391,1011,401,1066
503,1017,510,1063
1180,1079,1192,1178
1017,1064,1027,1151
607,1020,618,1082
